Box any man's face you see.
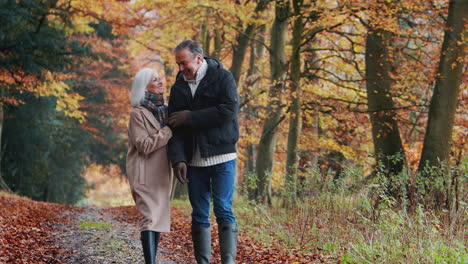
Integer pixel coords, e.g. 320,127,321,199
175,48,202,80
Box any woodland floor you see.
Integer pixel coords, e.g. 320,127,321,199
0,193,337,263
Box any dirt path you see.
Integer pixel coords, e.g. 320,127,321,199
54,206,178,264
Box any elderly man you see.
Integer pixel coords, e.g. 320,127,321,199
167,40,239,264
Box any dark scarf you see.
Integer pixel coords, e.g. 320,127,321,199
141,91,168,127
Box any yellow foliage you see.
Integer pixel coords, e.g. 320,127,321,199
67,16,96,34
36,71,85,122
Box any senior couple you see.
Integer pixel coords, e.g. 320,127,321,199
126,40,239,264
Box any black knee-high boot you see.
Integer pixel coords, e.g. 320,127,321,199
154,232,161,255
141,231,160,264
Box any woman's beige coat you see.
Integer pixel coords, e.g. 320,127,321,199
126,106,173,232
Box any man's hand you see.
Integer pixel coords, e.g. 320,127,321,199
173,162,188,184
168,110,191,128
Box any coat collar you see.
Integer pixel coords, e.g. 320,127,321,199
135,106,160,129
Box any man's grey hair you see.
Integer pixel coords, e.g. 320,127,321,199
175,40,204,58
131,68,156,106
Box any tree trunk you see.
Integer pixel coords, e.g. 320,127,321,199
284,0,303,205
212,29,222,60
418,0,467,170
245,37,260,201
244,26,267,200
229,0,269,85
365,28,406,181
230,24,255,85
0,104,10,192
199,22,210,56
201,9,211,57
203,27,211,57
255,0,289,204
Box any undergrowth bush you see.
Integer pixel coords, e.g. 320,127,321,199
235,159,467,263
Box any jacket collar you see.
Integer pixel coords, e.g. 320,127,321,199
135,106,160,129
173,57,220,97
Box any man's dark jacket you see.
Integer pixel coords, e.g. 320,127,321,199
168,57,239,165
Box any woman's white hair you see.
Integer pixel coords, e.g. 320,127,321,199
131,68,156,106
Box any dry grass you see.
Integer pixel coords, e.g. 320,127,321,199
233,172,467,264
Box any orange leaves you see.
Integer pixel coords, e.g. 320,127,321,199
0,194,339,263
70,34,132,134
68,0,134,35
0,194,78,264
105,204,338,263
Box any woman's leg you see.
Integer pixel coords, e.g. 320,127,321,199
140,230,160,264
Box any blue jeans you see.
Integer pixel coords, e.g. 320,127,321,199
187,159,236,228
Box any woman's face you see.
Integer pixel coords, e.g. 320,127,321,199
146,71,164,94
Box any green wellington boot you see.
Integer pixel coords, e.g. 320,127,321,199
191,226,211,264
218,223,238,264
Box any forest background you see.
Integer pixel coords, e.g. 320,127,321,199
0,0,466,263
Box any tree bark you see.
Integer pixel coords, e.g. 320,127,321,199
230,24,256,85
212,29,222,60
0,104,10,191
284,0,303,205
245,37,260,201
199,22,210,56
418,0,467,170
200,9,211,57
255,0,289,204
365,28,406,179
230,0,270,85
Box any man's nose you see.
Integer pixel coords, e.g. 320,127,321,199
179,65,184,71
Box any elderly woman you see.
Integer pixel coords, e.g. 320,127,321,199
126,68,172,264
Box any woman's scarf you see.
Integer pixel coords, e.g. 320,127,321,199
141,91,168,127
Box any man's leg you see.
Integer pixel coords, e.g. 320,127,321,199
187,166,212,264
212,160,237,264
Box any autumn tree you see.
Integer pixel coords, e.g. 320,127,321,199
284,0,334,203
418,0,467,171
0,0,87,193
0,0,133,203
282,0,304,204
230,0,270,85
363,3,407,195
243,26,268,200
1,94,89,203
255,0,289,204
